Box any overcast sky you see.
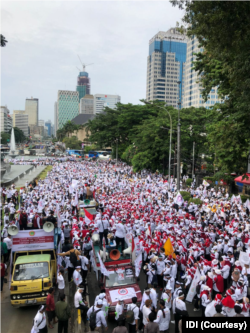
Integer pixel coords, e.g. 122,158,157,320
1,1,183,123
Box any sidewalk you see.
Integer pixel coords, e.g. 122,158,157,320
14,166,46,187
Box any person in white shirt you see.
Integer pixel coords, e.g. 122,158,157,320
173,293,187,331
87,300,108,330
73,266,83,287
115,298,124,321
142,299,152,326
3,235,12,261
33,305,47,333
140,289,152,311
161,286,172,309
74,287,89,322
79,254,89,285
57,269,65,298
149,285,158,310
154,300,170,332
127,297,139,333
115,221,126,251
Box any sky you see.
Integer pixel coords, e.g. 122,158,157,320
1,0,184,123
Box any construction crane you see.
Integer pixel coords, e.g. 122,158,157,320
77,55,94,72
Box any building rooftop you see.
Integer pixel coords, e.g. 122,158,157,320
71,114,96,125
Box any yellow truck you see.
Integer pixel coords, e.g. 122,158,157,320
10,250,57,307
9,227,58,308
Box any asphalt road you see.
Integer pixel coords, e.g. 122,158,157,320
1,269,201,333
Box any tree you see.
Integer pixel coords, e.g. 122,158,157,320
1,132,10,144
9,127,26,143
171,1,250,173
1,35,8,47
63,136,82,149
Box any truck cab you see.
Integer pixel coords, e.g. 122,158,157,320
10,251,56,307
103,266,142,318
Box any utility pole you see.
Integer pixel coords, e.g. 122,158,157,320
116,139,118,165
177,81,181,191
192,141,195,179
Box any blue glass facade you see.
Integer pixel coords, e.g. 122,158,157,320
45,122,51,136
149,39,187,103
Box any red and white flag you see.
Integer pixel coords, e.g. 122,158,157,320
221,208,226,219
84,209,94,225
146,225,151,237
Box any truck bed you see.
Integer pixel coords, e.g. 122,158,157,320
92,243,131,267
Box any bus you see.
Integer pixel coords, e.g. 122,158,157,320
66,149,84,158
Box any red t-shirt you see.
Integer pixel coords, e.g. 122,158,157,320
46,293,55,311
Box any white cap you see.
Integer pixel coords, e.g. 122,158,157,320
97,300,103,305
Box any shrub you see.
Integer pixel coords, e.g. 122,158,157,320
240,195,248,203
185,178,193,186
180,191,191,201
189,198,203,205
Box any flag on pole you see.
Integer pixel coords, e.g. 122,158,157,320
203,179,210,187
84,209,94,225
102,238,106,263
220,208,226,219
174,192,184,206
146,225,151,237
131,237,136,264
163,238,176,258
97,253,110,277
134,251,142,277
186,267,201,302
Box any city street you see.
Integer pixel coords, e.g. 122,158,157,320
1,267,201,333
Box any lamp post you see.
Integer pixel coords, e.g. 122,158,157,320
177,81,181,191
144,101,172,182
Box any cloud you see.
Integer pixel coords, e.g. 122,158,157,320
1,1,184,121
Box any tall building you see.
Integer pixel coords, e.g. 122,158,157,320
54,102,58,136
45,120,52,136
181,36,222,109
13,110,29,136
80,95,94,114
1,106,12,133
76,71,90,102
38,120,45,127
25,97,39,126
94,94,121,114
29,125,44,138
57,90,79,129
146,28,187,107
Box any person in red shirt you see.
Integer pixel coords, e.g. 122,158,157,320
46,287,58,329
0,260,7,292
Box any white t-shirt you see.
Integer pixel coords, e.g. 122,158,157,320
57,273,65,290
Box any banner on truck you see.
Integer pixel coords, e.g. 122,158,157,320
12,230,54,252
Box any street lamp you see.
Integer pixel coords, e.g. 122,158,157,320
177,81,181,191
144,101,172,182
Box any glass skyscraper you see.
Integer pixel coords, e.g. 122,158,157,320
182,36,222,109
57,90,79,129
146,28,187,108
76,71,90,102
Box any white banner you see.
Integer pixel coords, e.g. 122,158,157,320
72,179,79,189
174,192,184,206
109,287,137,302
239,251,250,266
186,268,201,302
134,252,142,277
125,232,132,246
12,230,54,252
97,252,110,277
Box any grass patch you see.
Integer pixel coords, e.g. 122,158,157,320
36,165,53,180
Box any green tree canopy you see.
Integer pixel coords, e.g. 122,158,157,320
63,136,82,149
171,0,250,173
9,127,26,143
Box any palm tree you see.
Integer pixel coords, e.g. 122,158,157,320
1,35,8,47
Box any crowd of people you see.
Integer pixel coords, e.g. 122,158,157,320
1,158,250,333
